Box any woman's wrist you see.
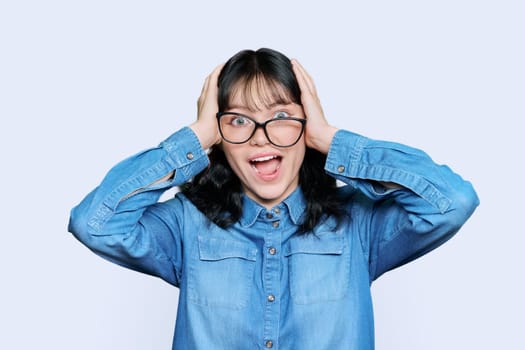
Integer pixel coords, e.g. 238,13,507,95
307,125,338,154
189,121,220,150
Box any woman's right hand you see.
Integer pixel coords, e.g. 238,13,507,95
291,59,338,154
190,64,224,149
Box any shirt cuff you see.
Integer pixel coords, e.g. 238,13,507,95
325,129,368,178
160,127,209,181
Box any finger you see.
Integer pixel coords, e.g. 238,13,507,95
206,64,223,100
200,64,224,100
198,74,211,107
291,59,310,94
292,59,317,96
201,63,223,95
207,63,225,89
198,64,223,105
211,63,225,78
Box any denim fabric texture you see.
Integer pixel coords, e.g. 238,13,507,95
69,127,479,350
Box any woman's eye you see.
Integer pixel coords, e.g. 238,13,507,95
231,116,250,126
273,111,290,119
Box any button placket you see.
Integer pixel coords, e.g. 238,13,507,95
261,207,282,349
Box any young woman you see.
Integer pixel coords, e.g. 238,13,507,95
69,48,479,349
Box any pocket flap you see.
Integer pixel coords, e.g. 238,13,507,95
284,235,344,256
198,236,257,262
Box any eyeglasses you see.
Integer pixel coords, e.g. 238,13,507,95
216,111,306,147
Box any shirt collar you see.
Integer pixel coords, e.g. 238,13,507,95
239,187,306,227
283,187,306,225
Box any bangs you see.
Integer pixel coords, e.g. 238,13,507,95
226,74,298,112
217,48,301,112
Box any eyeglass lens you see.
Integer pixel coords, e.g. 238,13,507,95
219,113,304,147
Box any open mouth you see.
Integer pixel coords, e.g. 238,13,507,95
250,155,282,176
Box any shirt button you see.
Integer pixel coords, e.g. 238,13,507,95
186,152,194,160
266,212,274,219
267,294,275,302
272,221,280,228
273,207,281,214
265,340,274,348
268,247,277,255
337,165,345,173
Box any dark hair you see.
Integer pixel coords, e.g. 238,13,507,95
181,48,346,233
217,48,301,112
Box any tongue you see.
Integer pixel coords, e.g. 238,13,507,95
254,158,280,175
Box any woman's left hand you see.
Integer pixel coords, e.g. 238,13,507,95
291,59,338,154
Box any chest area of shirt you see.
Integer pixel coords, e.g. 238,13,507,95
181,218,367,308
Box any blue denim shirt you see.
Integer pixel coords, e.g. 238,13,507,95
69,127,479,349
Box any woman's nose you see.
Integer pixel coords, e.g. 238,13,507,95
250,125,270,146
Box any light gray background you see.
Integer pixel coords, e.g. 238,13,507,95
1,1,523,349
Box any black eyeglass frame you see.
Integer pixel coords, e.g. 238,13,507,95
216,112,307,148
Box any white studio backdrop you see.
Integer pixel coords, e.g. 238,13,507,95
1,1,523,349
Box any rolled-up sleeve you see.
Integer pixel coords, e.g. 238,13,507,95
325,129,479,280
68,127,209,286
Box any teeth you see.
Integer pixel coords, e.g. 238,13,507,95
251,155,278,162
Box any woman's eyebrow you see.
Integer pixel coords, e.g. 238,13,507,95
227,104,247,110
225,104,252,113
268,102,292,108
253,102,294,109
226,102,295,113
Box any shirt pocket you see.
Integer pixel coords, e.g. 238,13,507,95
284,234,349,305
188,235,257,310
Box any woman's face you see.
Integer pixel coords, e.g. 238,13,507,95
220,86,306,209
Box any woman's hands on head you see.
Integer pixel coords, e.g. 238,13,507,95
190,59,337,153
190,64,224,150
291,59,338,154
